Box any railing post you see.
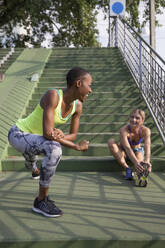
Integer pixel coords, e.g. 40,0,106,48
123,22,126,59
138,37,142,88
108,4,111,47
115,17,118,47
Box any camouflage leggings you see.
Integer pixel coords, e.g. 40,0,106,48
8,125,62,187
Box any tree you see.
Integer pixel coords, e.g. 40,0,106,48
125,0,165,33
0,0,165,47
0,0,99,47
51,0,99,47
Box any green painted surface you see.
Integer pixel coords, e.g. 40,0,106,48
0,48,51,163
0,171,165,247
0,48,51,109
0,47,165,248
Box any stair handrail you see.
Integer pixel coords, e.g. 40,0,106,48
111,16,165,145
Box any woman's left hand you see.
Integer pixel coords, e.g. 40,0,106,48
144,161,152,172
51,128,65,141
135,162,145,174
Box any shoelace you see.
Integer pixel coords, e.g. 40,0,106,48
44,197,57,211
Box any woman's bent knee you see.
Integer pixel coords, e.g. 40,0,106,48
40,141,62,187
108,139,116,149
44,140,62,157
51,145,62,161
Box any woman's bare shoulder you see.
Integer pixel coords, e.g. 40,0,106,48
141,125,151,136
120,124,129,134
40,89,59,108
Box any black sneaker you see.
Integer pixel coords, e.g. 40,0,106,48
32,171,40,180
32,196,63,217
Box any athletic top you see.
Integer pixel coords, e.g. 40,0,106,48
127,125,143,146
16,89,78,135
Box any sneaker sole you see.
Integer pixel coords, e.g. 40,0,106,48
32,207,63,218
31,176,40,180
125,177,133,180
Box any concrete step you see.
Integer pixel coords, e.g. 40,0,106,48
20,114,157,128
33,82,138,91
44,64,128,69
1,154,165,172
25,105,149,116
58,122,158,132
42,67,129,73
2,156,118,172
28,97,143,107
51,47,119,52
31,91,140,100
38,78,134,84
74,132,163,144
41,71,130,78
30,90,141,100
39,75,133,81
6,142,165,158
78,114,153,122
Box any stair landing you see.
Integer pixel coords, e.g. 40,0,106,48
1,171,165,248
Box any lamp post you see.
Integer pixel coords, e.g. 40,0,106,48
149,0,156,50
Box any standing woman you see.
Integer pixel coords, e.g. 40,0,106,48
8,67,92,217
108,109,152,179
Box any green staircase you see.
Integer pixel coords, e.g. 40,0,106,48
0,48,165,248
1,47,165,172
0,48,24,74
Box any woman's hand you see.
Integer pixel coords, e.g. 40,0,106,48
135,161,152,174
78,140,89,151
144,161,152,172
51,128,65,141
135,162,145,174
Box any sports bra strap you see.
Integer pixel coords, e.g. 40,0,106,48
128,125,143,146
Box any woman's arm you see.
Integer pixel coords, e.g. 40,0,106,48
53,101,89,151
41,93,89,151
55,138,89,151
64,100,82,141
143,127,152,172
143,127,151,163
41,90,59,139
51,100,82,142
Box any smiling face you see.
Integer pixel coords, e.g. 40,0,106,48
77,73,92,102
129,111,144,128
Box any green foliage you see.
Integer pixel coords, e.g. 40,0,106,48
0,0,164,47
51,0,99,47
0,0,100,47
125,0,165,32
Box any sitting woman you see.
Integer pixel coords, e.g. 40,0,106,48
108,109,152,179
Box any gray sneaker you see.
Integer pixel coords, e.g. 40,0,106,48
32,196,63,217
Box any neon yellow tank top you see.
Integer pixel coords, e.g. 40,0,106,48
16,89,77,135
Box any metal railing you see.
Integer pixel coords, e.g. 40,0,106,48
111,16,165,145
